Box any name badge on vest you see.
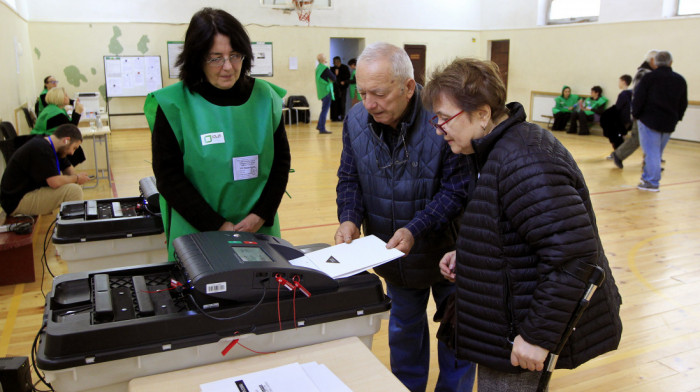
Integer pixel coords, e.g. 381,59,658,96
201,132,225,145
233,155,259,181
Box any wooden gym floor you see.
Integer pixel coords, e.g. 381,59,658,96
1,119,700,391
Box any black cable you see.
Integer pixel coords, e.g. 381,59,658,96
39,218,58,299
30,324,54,392
187,279,268,321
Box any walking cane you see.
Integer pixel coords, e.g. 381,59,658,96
536,265,606,392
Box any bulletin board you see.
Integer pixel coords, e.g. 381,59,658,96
251,42,273,77
103,55,163,98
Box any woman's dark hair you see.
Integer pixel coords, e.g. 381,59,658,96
591,85,603,95
422,58,508,120
348,58,357,66
176,8,253,88
43,75,52,84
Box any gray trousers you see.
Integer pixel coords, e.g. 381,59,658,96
614,121,640,161
477,365,546,392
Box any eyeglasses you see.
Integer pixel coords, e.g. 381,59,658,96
205,53,245,67
48,80,58,85
430,110,464,134
376,132,410,169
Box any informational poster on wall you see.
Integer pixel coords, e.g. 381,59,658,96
103,55,163,97
167,41,184,78
251,42,273,77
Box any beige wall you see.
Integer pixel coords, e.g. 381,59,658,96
482,17,700,118
0,4,35,132
3,1,698,131
28,22,479,128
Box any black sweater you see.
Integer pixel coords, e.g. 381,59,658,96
151,76,290,231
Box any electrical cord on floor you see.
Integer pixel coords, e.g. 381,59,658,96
188,278,269,322
30,324,54,392
39,217,58,299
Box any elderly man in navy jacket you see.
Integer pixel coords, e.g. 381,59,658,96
632,50,688,192
335,42,475,392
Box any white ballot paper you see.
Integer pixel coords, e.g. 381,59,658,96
289,235,404,279
200,361,351,392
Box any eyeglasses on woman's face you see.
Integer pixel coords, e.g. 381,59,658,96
205,53,245,68
429,110,464,134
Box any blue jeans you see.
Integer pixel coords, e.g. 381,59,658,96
386,281,476,392
317,94,331,132
638,120,671,187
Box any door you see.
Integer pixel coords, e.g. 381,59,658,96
404,45,426,87
490,40,509,93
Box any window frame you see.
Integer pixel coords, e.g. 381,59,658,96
546,0,600,25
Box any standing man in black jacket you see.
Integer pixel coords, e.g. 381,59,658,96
633,50,688,192
330,56,351,121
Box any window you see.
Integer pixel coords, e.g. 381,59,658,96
678,0,700,15
547,0,600,24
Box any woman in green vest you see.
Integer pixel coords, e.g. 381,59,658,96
145,7,291,261
551,85,578,131
35,75,58,115
348,58,362,107
32,86,86,166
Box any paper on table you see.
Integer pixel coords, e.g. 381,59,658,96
289,235,404,279
200,362,351,392
200,362,320,392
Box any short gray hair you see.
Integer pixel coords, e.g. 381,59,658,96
358,42,414,83
655,51,673,67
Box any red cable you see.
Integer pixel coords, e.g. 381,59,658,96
276,275,282,331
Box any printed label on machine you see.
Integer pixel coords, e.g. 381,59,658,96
206,282,227,294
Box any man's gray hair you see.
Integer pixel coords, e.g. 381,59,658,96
655,51,673,67
358,42,414,83
644,49,658,63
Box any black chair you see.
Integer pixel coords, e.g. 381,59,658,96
0,121,18,141
286,95,311,124
22,107,36,129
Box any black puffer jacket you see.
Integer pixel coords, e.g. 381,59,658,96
454,102,623,372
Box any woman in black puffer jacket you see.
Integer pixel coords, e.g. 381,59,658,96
422,58,622,391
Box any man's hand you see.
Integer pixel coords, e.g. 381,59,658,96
233,213,264,233
334,221,360,245
386,227,414,254
510,335,549,372
439,251,457,282
76,173,90,185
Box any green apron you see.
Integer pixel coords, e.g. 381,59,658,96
144,79,286,261
315,63,334,100
349,69,361,101
32,104,68,135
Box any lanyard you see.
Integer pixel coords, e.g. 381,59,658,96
47,137,62,175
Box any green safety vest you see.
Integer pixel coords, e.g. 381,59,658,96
32,104,68,135
582,96,608,116
349,69,362,101
144,79,286,261
315,63,334,101
36,88,48,115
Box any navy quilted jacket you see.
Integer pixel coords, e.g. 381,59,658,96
455,102,623,372
337,88,470,288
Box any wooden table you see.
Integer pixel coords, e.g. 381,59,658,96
79,125,111,189
128,336,408,392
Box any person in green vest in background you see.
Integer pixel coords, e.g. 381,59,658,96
144,7,291,261
551,85,578,131
347,58,362,111
32,86,86,167
567,85,608,135
35,75,58,115
315,53,336,134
